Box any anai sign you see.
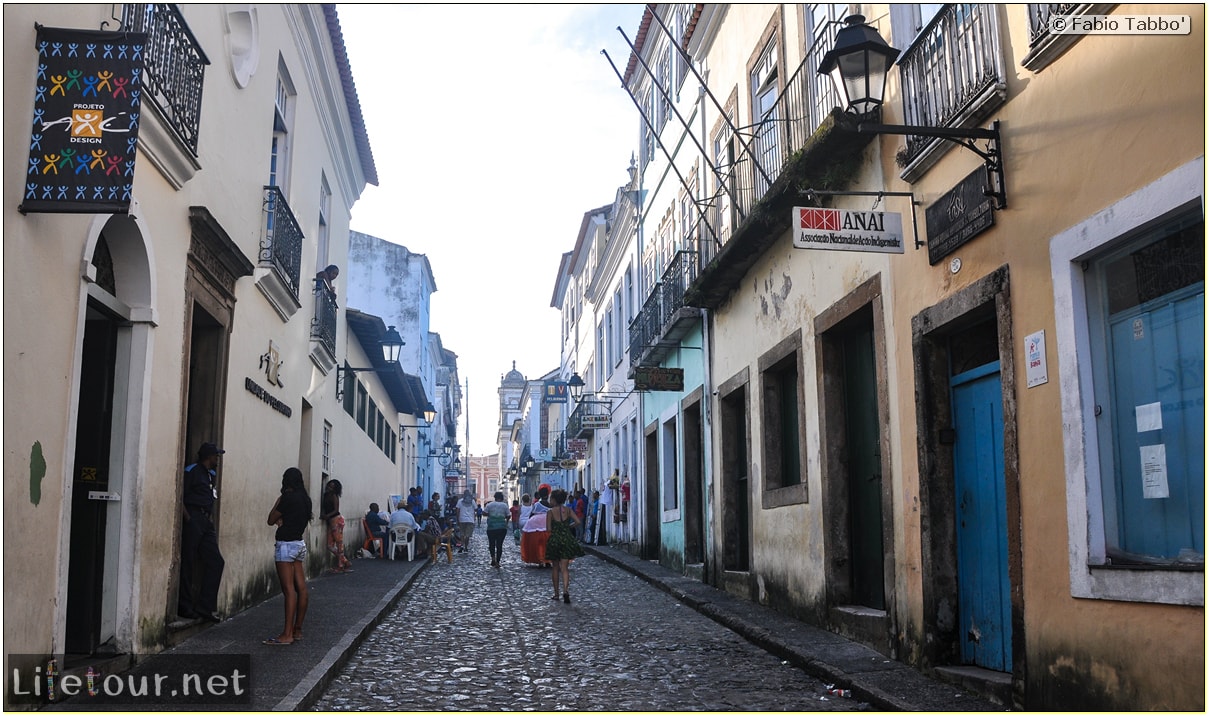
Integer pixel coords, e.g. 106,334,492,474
792,207,905,254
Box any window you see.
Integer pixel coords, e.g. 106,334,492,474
803,4,845,129
674,4,691,90
270,65,296,195
663,417,679,511
657,48,672,131
710,111,730,246
322,421,332,477
356,382,368,430
596,322,605,386
759,330,809,507
605,302,614,376
641,90,655,169
750,35,780,193
317,175,331,269
1051,158,1204,605
1090,217,1203,563
625,265,634,329
613,287,625,367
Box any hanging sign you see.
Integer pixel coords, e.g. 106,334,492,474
634,366,684,391
20,26,147,215
544,381,568,404
925,168,996,265
581,414,610,429
793,207,905,254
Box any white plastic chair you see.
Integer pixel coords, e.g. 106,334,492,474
388,525,415,561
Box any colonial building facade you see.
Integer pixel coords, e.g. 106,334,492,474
553,2,1204,710
2,3,402,668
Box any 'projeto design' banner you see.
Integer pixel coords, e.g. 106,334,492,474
20,25,148,214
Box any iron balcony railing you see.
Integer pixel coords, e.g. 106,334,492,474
311,278,338,356
262,186,303,299
1027,3,1080,45
122,4,209,154
727,27,841,227
897,4,1003,165
628,250,700,365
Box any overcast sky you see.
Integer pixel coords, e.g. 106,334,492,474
337,4,646,456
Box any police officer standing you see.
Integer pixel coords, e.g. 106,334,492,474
179,442,226,622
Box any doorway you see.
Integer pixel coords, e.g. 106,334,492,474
913,266,1022,682
682,393,706,572
951,360,1011,670
65,303,121,656
719,371,751,573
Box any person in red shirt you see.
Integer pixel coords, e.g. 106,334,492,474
509,499,521,532
572,487,588,541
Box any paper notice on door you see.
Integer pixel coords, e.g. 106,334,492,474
1135,402,1163,432
1140,444,1169,499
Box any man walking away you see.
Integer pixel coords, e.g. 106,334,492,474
484,491,511,567
179,442,226,622
456,490,477,553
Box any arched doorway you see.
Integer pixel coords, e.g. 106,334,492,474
64,213,154,657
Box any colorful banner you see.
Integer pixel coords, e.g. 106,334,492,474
20,26,148,214
544,381,568,404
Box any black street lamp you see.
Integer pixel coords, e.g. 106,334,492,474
568,372,586,402
819,15,1006,209
336,324,405,401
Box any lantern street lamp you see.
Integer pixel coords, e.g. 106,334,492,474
568,372,586,402
819,15,1006,209
336,325,405,401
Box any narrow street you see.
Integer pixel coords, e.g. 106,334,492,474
314,527,869,711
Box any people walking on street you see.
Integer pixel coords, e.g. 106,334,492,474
179,441,226,622
265,467,311,645
484,491,511,567
456,489,477,553
475,500,484,526
571,488,588,542
585,490,600,544
545,488,585,603
510,499,521,533
321,479,352,573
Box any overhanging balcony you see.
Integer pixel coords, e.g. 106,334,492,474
684,44,878,310
629,250,702,372
308,278,338,372
255,185,304,321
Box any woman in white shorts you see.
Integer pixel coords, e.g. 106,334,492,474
265,467,312,645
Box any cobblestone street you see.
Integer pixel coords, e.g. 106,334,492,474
314,527,870,711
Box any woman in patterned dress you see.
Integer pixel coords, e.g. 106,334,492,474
544,488,585,603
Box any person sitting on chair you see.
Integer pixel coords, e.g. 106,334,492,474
388,502,423,559
365,503,389,556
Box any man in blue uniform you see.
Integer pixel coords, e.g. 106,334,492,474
178,442,226,622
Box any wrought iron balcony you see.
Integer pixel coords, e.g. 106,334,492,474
261,186,303,299
629,250,702,370
311,278,338,356
897,3,1004,166
726,29,842,229
122,4,209,154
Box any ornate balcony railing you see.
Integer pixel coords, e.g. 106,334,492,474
629,285,662,360
311,278,338,356
122,4,209,154
262,186,303,299
658,250,698,327
1027,3,1080,44
730,31,841,227
897,4,1004,165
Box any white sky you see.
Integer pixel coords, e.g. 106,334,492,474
337,4,647,457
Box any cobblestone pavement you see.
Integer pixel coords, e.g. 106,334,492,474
314,528,870,711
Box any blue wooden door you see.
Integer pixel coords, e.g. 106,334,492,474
951,361,1011,671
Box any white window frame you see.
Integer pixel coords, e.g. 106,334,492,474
1050,156,1205,606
